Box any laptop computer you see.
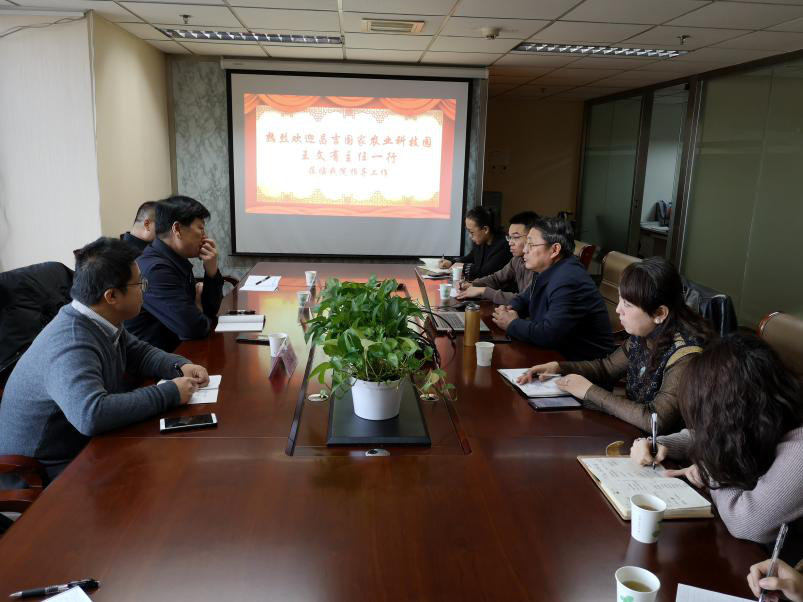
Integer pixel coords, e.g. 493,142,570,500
415,269,490,333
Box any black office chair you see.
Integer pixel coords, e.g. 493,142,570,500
681,277,738,337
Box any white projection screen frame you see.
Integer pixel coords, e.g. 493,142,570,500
227,70,472,258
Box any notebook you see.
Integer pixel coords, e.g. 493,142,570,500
157,375,221,405
675,585,751,602
239,275,281,292
577,456,713,520
214,314,265,332
498,368,581,409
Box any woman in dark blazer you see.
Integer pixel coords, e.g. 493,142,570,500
439,206,511,280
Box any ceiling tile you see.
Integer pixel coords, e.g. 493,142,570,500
530,21,652,44
120,3,239,27
429,36,521,53
421,51,503,65
10,0,139,22
769,16,803,32
563,0,710,25
667,2,803,29
341,12,444,34
264,44,343,58
594,70,677,86
440,16,549,38
506,84,574,96
114,21,169,39
495,52,582,67
455,0,583,20
622,25,748,49
490,73,550,83
344,32,431,50
634,59,725,72
232,7,340,30
672,46,779,62
229,1,337,8
182,41,267,56
344,48,422,62
532,67,624,84
342,0,455,15
145,39,192,54
569,85,632,97
568,56,660,69
714,30,803,52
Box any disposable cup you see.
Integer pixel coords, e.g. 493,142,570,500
439,283,452,300
475,341,494,366
630,494,667,544
614,566,660,602
297,290,310,306
268,332,288,357
305,271,317,286
451,265,463,283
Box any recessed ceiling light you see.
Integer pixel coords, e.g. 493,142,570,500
513,42,687,59
158,29,343,45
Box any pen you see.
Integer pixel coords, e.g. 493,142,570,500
10,578,100,599
539,373,562,378
254,275,273,286
758,523,788,602
650,412,658,470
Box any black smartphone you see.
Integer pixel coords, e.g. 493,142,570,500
160,413,218,432
236,334,271,345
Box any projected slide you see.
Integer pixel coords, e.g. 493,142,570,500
228,72,470,257
243,94,456,219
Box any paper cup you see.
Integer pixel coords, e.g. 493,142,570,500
630,494,667,544
439,283,452,301
451,265,463,283
268,332,288,357
297,290,310,306
614,566,660,602
475,341,494,366
305,271,317,286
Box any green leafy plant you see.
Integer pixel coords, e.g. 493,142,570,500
304,276,454,400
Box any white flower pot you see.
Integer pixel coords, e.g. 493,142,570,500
351,378,403,420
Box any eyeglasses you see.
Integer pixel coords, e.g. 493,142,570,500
524,242,550,251
505,234,526,242
123,278,149,293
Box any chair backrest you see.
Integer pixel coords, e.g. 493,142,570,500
573,240,596,271
599,251,641,332
758,312,803,380
0,262,74,384
682,277,738,337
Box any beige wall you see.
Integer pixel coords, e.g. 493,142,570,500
93,16,172,237
484,98,584,223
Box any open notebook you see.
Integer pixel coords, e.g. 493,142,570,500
498,369,581,409
578,456,713,520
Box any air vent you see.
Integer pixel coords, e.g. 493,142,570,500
361,19,424,34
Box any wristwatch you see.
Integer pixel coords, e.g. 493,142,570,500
172,362,183,378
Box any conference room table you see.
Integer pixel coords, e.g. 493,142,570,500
0,262,765,601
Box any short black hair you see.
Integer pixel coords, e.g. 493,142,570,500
71,237,139,305
531,217,574,259
133,201,157,225
509,211,539,230
155,195,211,237
466,206,495,232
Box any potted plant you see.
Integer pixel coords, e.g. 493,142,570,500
304,276,453,420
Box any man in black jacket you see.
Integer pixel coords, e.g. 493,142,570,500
492,217,614,361
125,196,223,352
121,201,157,255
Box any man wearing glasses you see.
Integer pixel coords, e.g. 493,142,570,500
125,195,224,352
0,237,208,480
457,211,538,304
492,217,614,361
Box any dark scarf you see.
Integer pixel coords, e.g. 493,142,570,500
624,332,702,407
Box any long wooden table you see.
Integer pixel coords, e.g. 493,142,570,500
0,263,764,601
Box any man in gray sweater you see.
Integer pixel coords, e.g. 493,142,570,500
0,237,208,480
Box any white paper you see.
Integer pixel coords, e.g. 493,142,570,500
46,587,92,601
239,275,281,292
601,477,711,514
675,584,751,602
158,375,221,405
419,266,450,275
582,457,665,481
498,369,565,397
214,315,265,332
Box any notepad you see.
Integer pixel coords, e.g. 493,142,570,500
675,584,751,602
158,375,221,405
577,456,713,520
214,314,265,332
239,275,281,292
46,586,92,601
498,369,565,397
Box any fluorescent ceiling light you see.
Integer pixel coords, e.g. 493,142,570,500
159,29,343,45
514,42,687,58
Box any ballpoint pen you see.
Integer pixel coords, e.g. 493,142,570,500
650,412,658,470
758,523,788,602
254,275,273,285
9,578,100,599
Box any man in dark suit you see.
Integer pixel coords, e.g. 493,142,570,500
492,217,614,361
121,201,157,254
125,196,223,352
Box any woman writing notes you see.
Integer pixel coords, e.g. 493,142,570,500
438,206,511,281
632,334,803,560
518,257,710,433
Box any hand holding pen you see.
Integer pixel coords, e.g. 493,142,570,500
650,412,658,470
756,524,790,602
10,578,99,599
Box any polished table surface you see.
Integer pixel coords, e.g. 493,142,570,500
0,262,764,601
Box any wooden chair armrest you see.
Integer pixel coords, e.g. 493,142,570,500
0,455,46,489
0,488,42,513
223,275,239,287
